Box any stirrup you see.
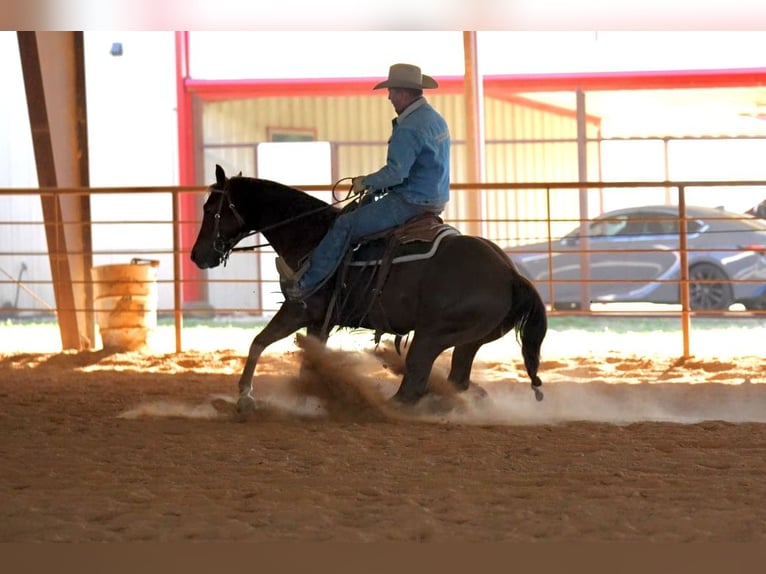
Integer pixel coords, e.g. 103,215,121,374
282,277,324,303
275,257,296,280
275,257,308,281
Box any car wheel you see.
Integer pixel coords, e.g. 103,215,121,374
688,263,733,310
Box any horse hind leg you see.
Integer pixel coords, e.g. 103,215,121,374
450,339,499,402
392,336,444,404
448,341,482,392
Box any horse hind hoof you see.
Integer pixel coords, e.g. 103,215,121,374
533,386,544,402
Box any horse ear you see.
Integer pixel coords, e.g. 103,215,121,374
215,164,226,186
237,171,242,177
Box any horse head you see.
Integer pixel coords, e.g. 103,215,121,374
190,164,249,269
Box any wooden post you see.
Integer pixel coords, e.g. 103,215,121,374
18,31,94,350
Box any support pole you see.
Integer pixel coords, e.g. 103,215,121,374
462,31,485,237
18,31,93,350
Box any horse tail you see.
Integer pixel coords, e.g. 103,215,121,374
508,273,547,401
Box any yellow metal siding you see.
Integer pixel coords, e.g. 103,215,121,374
201,93,601,246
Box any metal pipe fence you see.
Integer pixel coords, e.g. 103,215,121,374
1,180,765,356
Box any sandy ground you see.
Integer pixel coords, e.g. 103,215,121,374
1,325,765,542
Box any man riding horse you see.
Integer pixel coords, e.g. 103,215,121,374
190,64,547,410
280,63,451,301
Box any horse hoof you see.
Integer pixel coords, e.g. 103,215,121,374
467,384,489,400
533,387,544,402
390,390,423,406
237,395,257,414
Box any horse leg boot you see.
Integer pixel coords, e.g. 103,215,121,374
392,338,443,404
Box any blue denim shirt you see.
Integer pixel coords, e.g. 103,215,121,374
363,98,451,211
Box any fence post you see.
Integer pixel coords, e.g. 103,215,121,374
173,189,184,353
677,184,691,358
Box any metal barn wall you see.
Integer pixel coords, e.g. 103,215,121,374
198,93,595,234
194,92,600,311
0,88,603,316
202,94,404,182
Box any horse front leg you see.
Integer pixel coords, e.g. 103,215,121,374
236,302,309,414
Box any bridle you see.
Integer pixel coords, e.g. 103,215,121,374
207,176,361,266
208,184,254,266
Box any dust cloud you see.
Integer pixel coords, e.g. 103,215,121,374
118,334,766,426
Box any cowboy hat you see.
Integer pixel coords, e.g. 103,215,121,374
373,63,439,90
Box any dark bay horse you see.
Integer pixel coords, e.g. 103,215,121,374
191,165,547,414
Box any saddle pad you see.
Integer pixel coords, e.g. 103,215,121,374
349,225,460,267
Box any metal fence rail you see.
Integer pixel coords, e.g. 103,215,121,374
1,180,765,356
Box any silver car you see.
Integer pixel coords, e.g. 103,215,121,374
506,205,766,311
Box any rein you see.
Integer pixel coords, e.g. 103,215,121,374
210,177,359,264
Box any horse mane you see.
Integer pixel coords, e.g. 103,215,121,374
229,176,340,222
226,176,341,258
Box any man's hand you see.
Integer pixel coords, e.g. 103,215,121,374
351,176,367,194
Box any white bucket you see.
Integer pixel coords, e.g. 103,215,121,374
91,259,159,351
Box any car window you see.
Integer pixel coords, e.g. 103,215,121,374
577,210,718,241
647,219,674,234
590,216,628,237
626,211,675,235
633,212,706,236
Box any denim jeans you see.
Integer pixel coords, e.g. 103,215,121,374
298,192,436,292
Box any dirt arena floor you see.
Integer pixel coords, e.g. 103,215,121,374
1,330,765,542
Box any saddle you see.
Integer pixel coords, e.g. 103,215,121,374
349,212,460,267
321,213,460,345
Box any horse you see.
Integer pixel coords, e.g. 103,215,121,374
190,164,547,414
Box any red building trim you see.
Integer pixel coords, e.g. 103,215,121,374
483,68,766,91
185,67,766,102
186,77,390,100
175,31,201,302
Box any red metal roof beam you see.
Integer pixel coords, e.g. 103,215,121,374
184,68,766,101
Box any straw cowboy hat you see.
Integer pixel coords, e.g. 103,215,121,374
373,63,439,90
